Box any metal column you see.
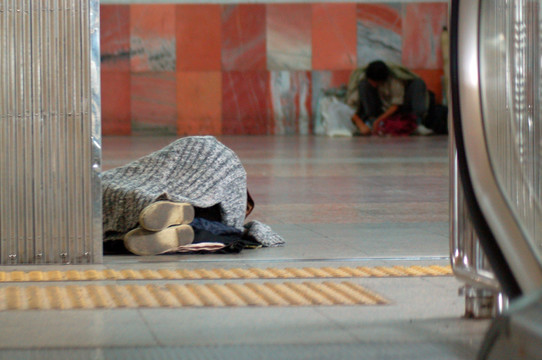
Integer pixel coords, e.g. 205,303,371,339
0,0,101,264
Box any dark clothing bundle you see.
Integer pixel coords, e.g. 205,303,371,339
179,217,261,254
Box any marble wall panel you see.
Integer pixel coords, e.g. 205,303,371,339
98,2,448,136
101,71,131,135
402,3,448,70
270,71,312,135
357,4,403,66
176,5,222,71
267,4,312,71
222,5,267,71
177,72,223,136
131,72,177,135
222,72,272,134
100,5,130,71
311,70,353,134
312,3,357,70
130,5,176,72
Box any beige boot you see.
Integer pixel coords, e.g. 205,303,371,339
139,201,195,231
124,224,194,256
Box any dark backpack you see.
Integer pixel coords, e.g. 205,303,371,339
423,91,449,135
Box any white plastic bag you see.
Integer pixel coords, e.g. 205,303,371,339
320,96,357,137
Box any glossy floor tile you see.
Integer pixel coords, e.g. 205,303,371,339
0,135,491,360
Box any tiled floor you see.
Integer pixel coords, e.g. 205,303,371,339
0,135,491,359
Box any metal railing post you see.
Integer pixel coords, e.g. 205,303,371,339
450,128,507,318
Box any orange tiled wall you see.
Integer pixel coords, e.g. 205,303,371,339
100,3,448,136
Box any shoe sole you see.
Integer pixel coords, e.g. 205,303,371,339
124,224,194,256
139,201,195,231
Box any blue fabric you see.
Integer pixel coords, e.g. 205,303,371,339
191,217,243,236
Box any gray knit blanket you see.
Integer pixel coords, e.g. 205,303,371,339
102,136,284,248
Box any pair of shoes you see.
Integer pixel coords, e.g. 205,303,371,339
139,201,195,231
124,201,195,256
413,124,434,136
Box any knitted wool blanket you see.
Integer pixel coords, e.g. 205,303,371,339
102,136,284,248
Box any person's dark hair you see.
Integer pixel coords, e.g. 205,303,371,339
365,61,389,82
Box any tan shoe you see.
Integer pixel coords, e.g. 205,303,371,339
124,224,194,256
139,201,195,231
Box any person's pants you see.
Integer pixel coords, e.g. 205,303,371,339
357,78,428,125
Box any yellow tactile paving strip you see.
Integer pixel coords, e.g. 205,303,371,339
0,265,452,282
0,281,388,310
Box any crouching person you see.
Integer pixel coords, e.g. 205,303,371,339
351,60,434,136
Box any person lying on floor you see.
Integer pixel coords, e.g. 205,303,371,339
101,136,284,256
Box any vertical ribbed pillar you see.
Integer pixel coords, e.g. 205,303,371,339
0,0,102,264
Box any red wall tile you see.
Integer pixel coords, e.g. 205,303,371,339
312,3,357,70
131,72,177,134
101,71,131,135
100,5,130,71
221,5,267,71
176,5,222,71
267,4,312,70
402,3,448,69
177,72,222,136
329,70,353,87
311,70,353,95
357,4,402,34
222,72,272,134
356,4,403,65
130,4,176,71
